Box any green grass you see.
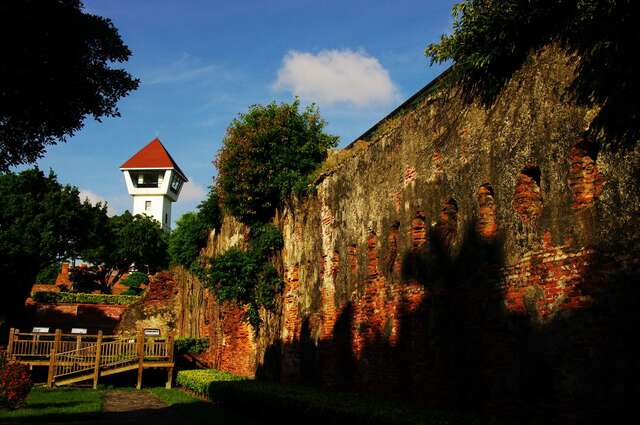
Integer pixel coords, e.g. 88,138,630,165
176,369,501,425
148,387,259,425
0,386,103,423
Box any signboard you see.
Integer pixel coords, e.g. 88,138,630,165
71,328,87,334
32,327,50,333
144,328,160,336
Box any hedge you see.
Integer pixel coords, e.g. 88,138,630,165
175,369,499,425
31,291,140,305
174,337,209,355
176,369,244,394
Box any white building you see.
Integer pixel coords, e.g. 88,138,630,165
120,138,187,231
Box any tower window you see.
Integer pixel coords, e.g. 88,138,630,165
145,200,152,211
165,213,168,223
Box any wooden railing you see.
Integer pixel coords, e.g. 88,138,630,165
6,328,174,389
6,328,116,361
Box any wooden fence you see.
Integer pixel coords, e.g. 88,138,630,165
6,328,174,389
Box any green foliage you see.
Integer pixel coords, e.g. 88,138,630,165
197,186,222,230
174,337,210,355
82,211,169,276
176,369,245,395
169,212,209,267
117,271,148,295
0,169,109,321
248,223,283,259
206,225,283,330
208,248,258,305
119,271,148,288
426,0,640,149
215,99,338,224
34,263,61,284
169,187,222,268
0,0,139,171
31,291,139,305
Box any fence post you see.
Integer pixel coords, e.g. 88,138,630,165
7,328,15,357
136,328,144,390
92,330,103,390
165,333,175,389
47,345,57,388
54,329,62,354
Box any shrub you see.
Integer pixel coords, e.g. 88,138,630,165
215,99,338,224
174,337,209,355
118,271,148,295
0,351,32,409
34,262,60,284
31,291,139,305
197,186,222,230
176,369,244,394
168,212,209,268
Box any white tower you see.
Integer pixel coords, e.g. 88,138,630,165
120,138,187,231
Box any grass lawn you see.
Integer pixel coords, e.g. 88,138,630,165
0,386,261,424
149,387,260,425
0,386,103,423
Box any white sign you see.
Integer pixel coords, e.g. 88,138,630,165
71,328,87,334
144,328,160,336
32,327,50,333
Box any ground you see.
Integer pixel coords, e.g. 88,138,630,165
0,387,261,425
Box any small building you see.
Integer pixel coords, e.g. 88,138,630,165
120,138,187,231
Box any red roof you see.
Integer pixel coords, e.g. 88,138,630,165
120,138,187,181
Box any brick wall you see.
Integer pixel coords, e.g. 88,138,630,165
181,44,640,423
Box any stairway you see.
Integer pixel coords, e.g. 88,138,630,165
51,338,140,387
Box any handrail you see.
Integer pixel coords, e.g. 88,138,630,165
7,328,175,389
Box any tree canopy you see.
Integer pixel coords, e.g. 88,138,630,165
0,0,139,170
426,0,640,149
0,169,108,322
215,99,338,224
83,211,169,276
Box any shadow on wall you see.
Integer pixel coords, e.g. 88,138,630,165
256,219,640,425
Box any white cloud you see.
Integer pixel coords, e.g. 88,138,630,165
144,53,221,85
78,189,117,216
179,179,207,203
273,49,400,107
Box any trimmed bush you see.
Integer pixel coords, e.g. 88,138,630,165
31,291,139,305
176,369,244,394
174,337,209,355
0,352,32,409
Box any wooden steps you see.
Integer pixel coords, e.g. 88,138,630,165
100,363,138,377
54,373,94,386
8,328,175,389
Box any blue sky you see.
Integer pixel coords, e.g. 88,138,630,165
30,0,455,223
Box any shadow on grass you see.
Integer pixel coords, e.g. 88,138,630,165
0,388,263,425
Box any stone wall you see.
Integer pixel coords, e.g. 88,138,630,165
175,44,640,422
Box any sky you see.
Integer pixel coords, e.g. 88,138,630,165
29,0,455,224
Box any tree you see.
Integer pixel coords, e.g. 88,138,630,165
168,212,209,268
0,0,139,170
83,211,169,277
0,169,108,324
426,0,640,149
168,187,222,268
215,99,338,224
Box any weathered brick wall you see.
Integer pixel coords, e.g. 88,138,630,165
182,44,639,422
171,218,258,377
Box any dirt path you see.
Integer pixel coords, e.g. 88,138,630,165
98,390,182,424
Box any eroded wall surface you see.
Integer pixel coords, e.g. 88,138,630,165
175,45,640,421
